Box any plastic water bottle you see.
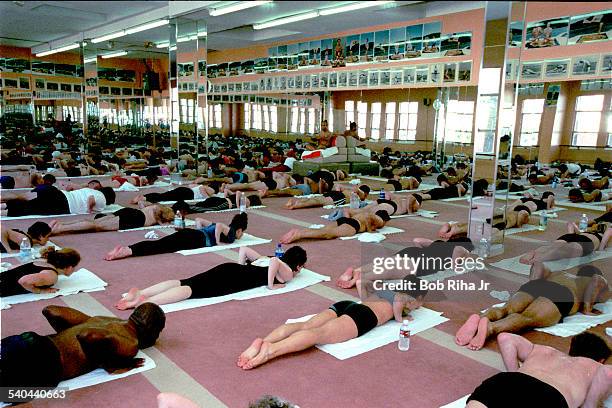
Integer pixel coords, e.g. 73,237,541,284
579,214,589,233
398,320,410,351
207,168,213,178
239,194,247,213
551,177,558,189
350,192,360,209
379,187,386,199
19,238,32,262
479,237,490,258
174,211,185,229
539,211,548,231
275,243,284,258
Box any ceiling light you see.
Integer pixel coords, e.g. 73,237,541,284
125,19,169,35
319,1,394,16
101,51,128,59
156,42,169,48
210,1,272,17
84,57,97,64
253,11,319,30
91,31,125,43
35,43,80,57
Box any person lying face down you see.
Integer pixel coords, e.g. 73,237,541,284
284,184,370,210
170,193,262,215
466,332,611,408
237,275,428,370
104,212,250,261
578,177,609,192
455,265,609,351
0,221,52,253
0,303,165,397
568,188,609,203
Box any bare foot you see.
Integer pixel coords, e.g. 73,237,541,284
285,198,298,209
130,195,145,205
237,338,263,368
50,220,63,234
242,341,272,370
116,294,147,310
336,267,355,288
529,261,550,280
519,251,536,265
115,288,142,310
455,314,480,346
280,229,300,244
105,246,133,261
468,317,490,350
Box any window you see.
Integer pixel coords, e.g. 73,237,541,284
262,105,270,131
244,103,251,129
573,94,604,146
252,104,262,130
607,105,611,146
345,100,354,128
445,100,474,143
307,108,315,134
213,104,222,128
370,102,382,140
327,105,334,133
357,101,367,138
270,106,278,133
299,108,306,134
290,106,299,133
385,102,396,140
398,101,418,140
519,99,544,146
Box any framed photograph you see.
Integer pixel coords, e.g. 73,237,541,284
46,82,59,90
389,27,405,60
273,76,279,90
405,24,423,59
521,61,543,79
266,77,273,91
359,32,374,62
302,75,310,89
368,70,379,87
319,72,328,88
227,83,234,92
331,37,346,67
569,11,612,45
345,35,360,64
441,32,472,57
111,87,121,96
457,61,472,82
545,59,570,78
320,39,332,67
287,43,299,71
572,55,598,75
298,42,309,68
374,30,389,62
99,86,109,95
348,71,358,87
122,87,133,95
422,21,442,58
279,76,287,90
309,40,321,66
277,45,288,70
31,61,54,75
601,54,612,74
329,72,337,88
359,70,368,86
391,70,402,85
287,76,295,89
403,67,416,84
311,74,319,88
295,75,302,89
4,78,18,88
380,69,390,85
415,65,429,83
35,79,45,89
19,77,30,89
526,17,569,48
338,72,347,87
429,64,443,83
443,63,457,82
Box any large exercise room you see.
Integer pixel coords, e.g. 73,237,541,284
0,1,611,407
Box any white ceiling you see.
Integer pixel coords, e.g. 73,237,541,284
1,1,489,53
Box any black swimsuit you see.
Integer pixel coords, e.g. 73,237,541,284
329,301,378,337
94,207,146,230
557,232,601,255
336,217,361,234
0,263,58,297
377,199,398,215
518,279,575,318
520,197,546,211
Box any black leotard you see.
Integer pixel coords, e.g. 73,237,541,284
395,238,474,276
427,186,461,200
180,263,280,299
520,197,546,211
144,187,194,203
329,301,378,337
94,208,146,230
517,279,575,318
0,263,58,297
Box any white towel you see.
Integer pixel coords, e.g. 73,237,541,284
440,395,469,408
285,307,448,360
555,200,606,212
118,219,196,232
177,233,271,255
441,196,471,202
391,210,438,219
533,207,565,215
502,224,541,235
113,182,139,192
0,268,107,309
368,183,438,195
340,226,404,240
161,268,329,313
535,300,612,337
0,205,124,221
490,250,612,275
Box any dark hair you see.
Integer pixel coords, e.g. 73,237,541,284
446,167,457,177
375,210,391,222
0,176,15,189
41,248,81,269
472,179,489,197
292,174,304,184
247,195,262,207
558,164,568,173
568,188,583,202
233,159,245,171
27,222,51,240
380,169,394,179
146,173,158,185
43,174,56,185
349,121,357,130
528,173,537,180
229,212,248,231
386,179,402,191
249,395,296,408
569,332,610,362
171,200,190,215
280,246,307,271
579,178,592,190
358,185,371,195
576,265,603,278
99,186,116,204
541,191,554,200
437,174,448,185
129,303,166,349
456,163,467,170
399,275,428,299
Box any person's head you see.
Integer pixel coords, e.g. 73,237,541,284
349,121,357,132
280,246,307,272
579,178,593,190
541,191,555,200
436,174,448,185
380,169,394,179
27,222,52,245
42,174,56,185
321,120,328,131
233,159,245,171
40,247,81,275
246,194,262,207
528,173,538,183
249,395,297,408
0,176,15,189
374,210,391,226
30,173,43,186
568,188,584,203
569,332,610,363
472,179,489,197
171,200,191,216
128,303,166,349
157,205,176,223
229,212,248,239
146,173,158,185
446,167,457,177
87,180,102,190
558,164,568,174
100,186,116,205
357,184,370,199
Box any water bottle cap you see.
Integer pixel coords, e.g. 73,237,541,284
402,319,409,325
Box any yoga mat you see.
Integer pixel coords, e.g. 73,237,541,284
502,224,541,235
555,200,606,212
177,233,271,255
340,226,404,240
441,196,471,202
160,268,330,313
157,200,267,213
0,204,124,221
367,183,438,194
391,210,438,219
0,268,107,309
489,249,612,275
533,207,566,215
285,307,448,360
118,219,196,232
535,300,612,337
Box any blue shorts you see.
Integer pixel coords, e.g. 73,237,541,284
294,184,312,195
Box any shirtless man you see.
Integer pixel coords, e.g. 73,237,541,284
284,185,370,210
280,210,390,244
340,193,421,218
50,204,175,234
467,332,611,407
0,304,165,392
307,120,334,150
455,265,609,351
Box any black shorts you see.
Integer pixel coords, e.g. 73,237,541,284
468,372,568,408
518,279,575,318
329,301,378,337
377,199,398,215
557,233,596,255
513,205,532,215
324,191,346,206
95,207,146,230
428,186,458,200
0,332,62,390
520,197,546,211
263,179,278,190
336,217,360,234
387,180,402,191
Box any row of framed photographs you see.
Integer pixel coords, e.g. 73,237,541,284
206,94,316,106
0,58,84,78
506,53,612,80
1,77,82,92
209,61,472,95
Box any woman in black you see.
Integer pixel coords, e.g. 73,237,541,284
0,222,51,253
171,194,262,215
415,182,468,201
115,246,307,310
0,248,81,296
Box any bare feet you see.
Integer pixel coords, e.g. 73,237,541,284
242,340,272,370
529,261,551,280
519,251,536,265
468,317,490,351
105,245,133,261
455,314,480,346
285,198,298,209
49,220,62,234
336,267,355,288
115,288,145,310
237,338,263,368
130,195,145,205
280,229,300,244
